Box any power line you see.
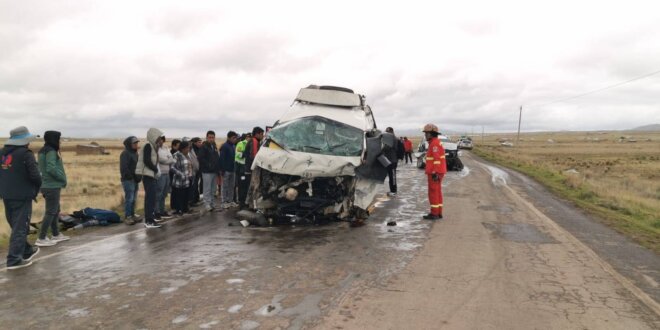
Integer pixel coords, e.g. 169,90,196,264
535,68,660,107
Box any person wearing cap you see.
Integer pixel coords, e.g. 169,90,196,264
36,131,70,247
136,128,165,228
171,141,193,215
422,123,447,220
120,136,141,225
0,126,42,269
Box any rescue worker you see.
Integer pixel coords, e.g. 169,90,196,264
422,123,446,220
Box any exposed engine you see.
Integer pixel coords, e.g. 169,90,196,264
253,169,357,224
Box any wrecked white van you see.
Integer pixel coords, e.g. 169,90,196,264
244,85,389,225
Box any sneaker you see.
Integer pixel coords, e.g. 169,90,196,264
230,202,239,208
154,213,162,220
35,238,57,247
51,234,70,242
221,203,230,209
7,260,33,270
134,213,142,218
144,222,162,229
154,217,166,223
422,214,441,220
387,192,397,197
24,247,40,262
204,206,214,212
160,212,174,219
124,216,136,225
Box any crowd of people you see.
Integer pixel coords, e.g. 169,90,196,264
0,123,445,270
121,126,266,229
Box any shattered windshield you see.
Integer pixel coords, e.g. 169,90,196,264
268,116,363,157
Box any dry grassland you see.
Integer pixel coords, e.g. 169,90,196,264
474,131,660,252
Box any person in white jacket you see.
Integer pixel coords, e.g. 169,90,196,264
155,136,176,220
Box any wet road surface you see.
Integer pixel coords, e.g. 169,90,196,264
0,164,466,329
1,154,659,329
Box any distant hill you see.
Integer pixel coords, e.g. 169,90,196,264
631,124,660,132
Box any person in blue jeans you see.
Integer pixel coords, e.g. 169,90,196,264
120,136,141,225
136,128,165,229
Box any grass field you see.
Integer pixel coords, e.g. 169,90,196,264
473,131,660,253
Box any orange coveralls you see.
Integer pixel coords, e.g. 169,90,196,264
425,137,447,216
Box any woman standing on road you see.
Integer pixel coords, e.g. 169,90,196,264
171,141,193,215
36,131,70,247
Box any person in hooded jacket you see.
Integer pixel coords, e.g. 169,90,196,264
120,136,141,225
35,131,70,247
136,128,165,228
0,126,42,269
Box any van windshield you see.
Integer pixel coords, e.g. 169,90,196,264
269,116,363,157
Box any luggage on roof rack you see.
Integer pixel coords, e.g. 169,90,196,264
295,86,362,107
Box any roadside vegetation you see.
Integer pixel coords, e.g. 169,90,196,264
473,131,660,253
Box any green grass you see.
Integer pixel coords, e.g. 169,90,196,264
474,147,660,254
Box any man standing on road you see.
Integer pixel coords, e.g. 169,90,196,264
235,133,251,209
188,137,202,207
243,127,264,209
198,130,221,212
382,127,399,197
120,136,141,225
0,126,42,269
136,128,165,228
422,123,447,220
219,131,238,209
403,137,413,164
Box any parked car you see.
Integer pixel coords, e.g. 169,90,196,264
458,139,473,150
242,85,389,225
415,135,463,171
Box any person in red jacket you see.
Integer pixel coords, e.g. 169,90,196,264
403,137,413,164
422,123,447,220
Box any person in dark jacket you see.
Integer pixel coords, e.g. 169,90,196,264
219,131,238,209
243,127,264,209
383,127,399,196
120,136,141,225
36,131,70,247
197,130,221,211
189,137,203,206
0,126,42,269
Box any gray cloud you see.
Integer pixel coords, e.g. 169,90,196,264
1,1,659,138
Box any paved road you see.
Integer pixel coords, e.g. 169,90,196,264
0,153,658,329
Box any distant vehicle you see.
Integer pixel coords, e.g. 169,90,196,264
243,85,389,225
458,139,473,150
414,135,463,171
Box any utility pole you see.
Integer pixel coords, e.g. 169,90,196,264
516,106,522,146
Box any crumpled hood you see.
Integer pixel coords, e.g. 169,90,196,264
253,146,361,178
146,128,164,146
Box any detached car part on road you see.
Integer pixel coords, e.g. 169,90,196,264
415,135,464,171
243,85,390,225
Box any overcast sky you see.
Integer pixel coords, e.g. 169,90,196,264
1,0,659,138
